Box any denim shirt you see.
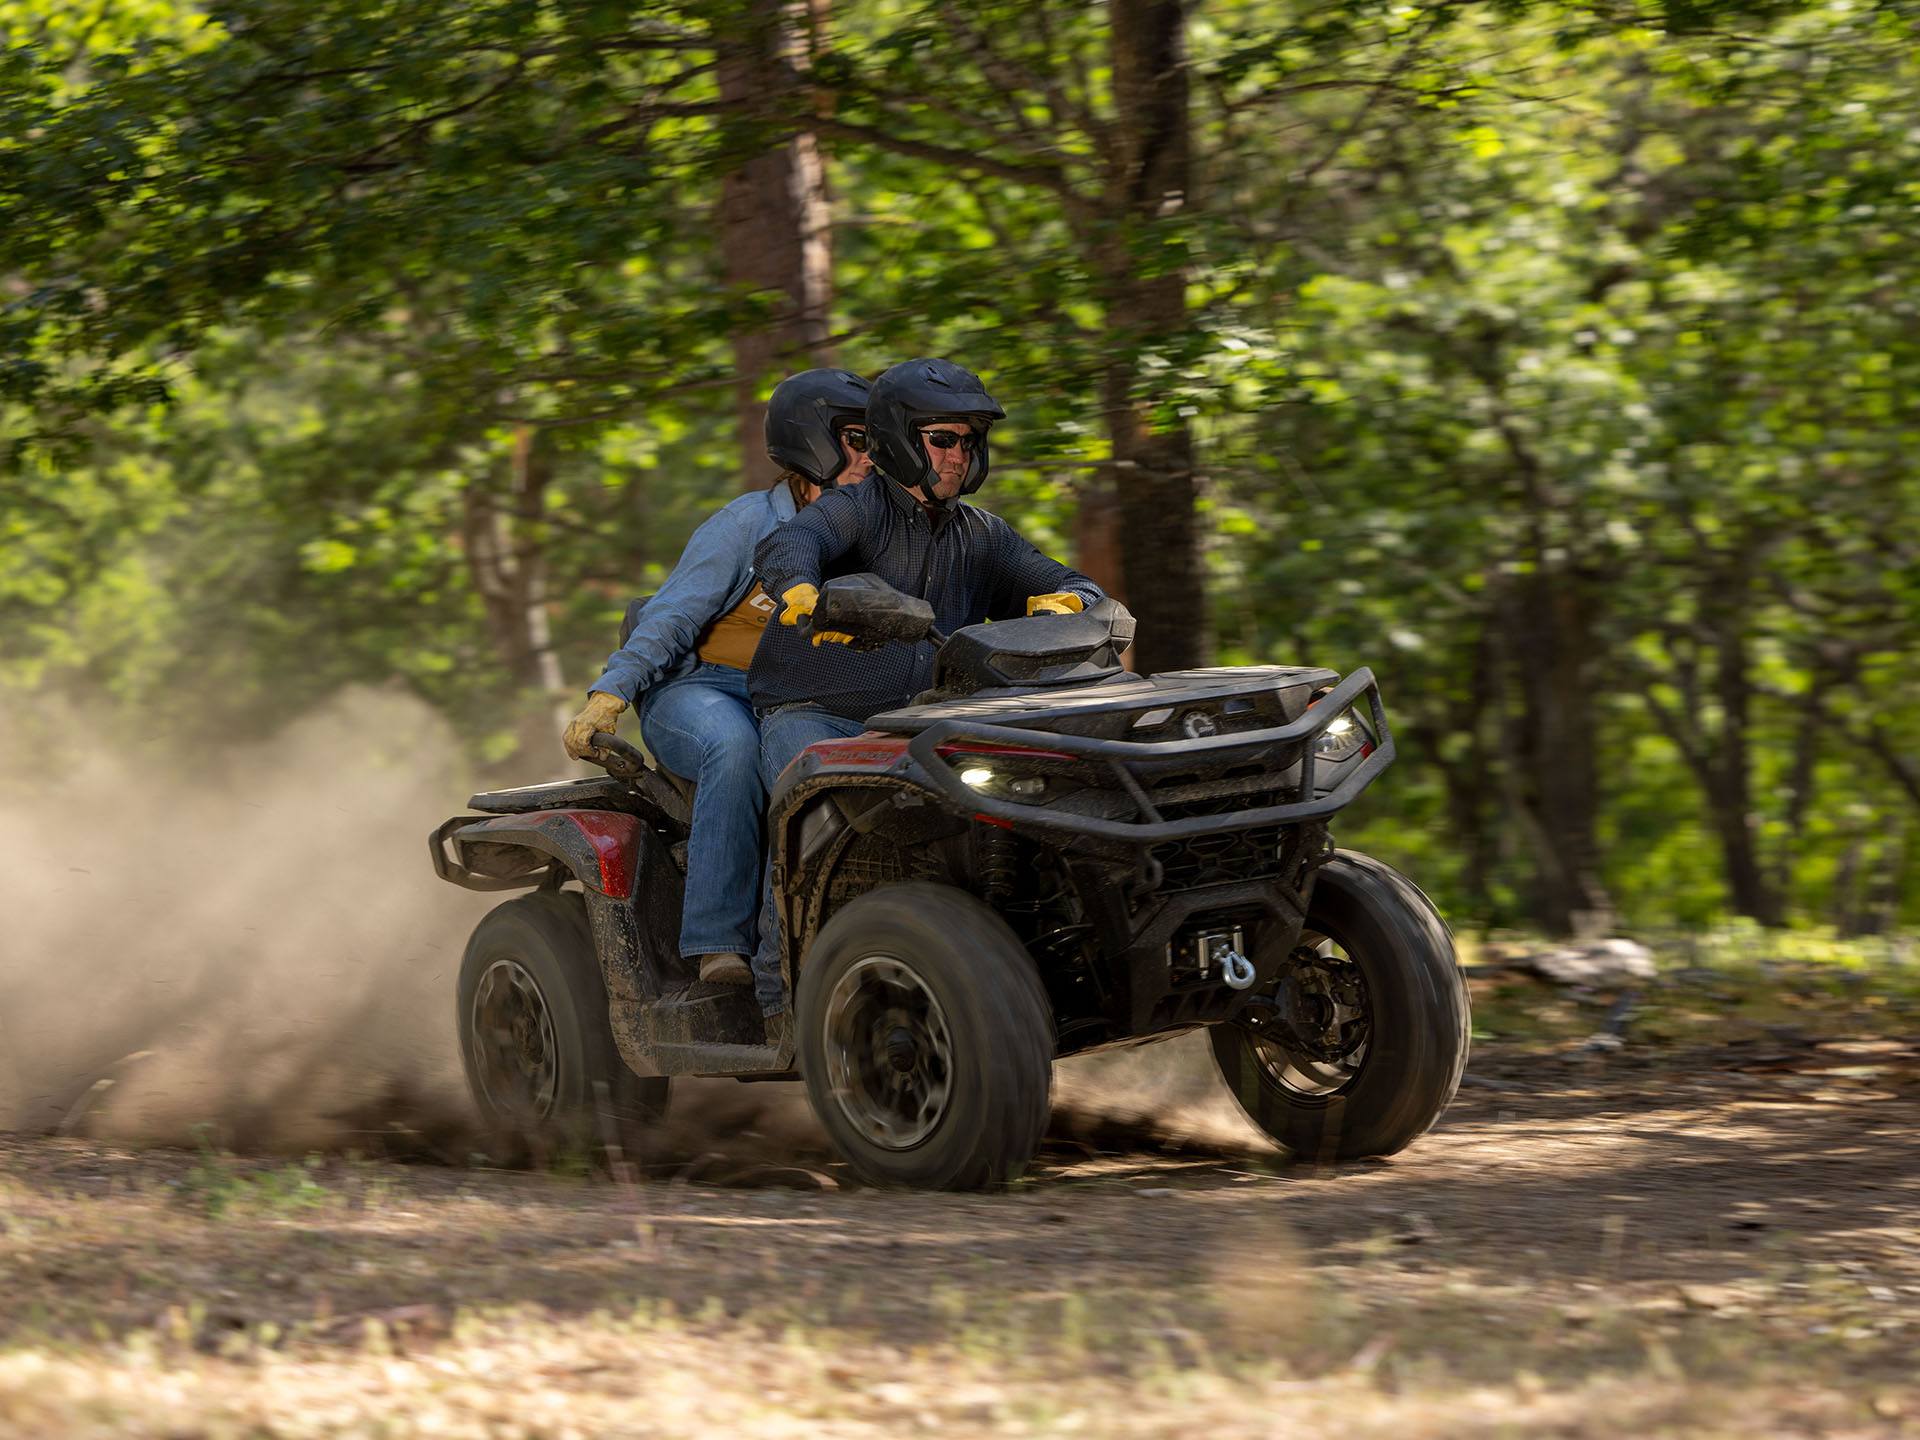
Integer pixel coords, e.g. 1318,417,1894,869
587,482,799,705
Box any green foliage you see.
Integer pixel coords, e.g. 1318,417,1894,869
181,1132,334,1218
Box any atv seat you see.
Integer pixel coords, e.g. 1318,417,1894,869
621,735,696,808
466,762,693,829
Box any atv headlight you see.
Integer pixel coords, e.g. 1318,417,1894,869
953,761,1048,801
939,743,1073,804
1312,708,1370,763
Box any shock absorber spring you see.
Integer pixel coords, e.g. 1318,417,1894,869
980,827,1018,909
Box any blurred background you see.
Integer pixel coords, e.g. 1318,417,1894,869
3,0,1917,951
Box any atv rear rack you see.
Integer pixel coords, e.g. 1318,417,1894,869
903,666,1393,843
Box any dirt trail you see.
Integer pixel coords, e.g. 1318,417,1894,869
2,1040,1915,1437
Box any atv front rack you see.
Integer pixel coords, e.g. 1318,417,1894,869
903,666,1393,844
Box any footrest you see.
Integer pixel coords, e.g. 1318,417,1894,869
650,1041,796,1078
645,984,766,1048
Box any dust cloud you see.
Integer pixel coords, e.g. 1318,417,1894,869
0,688,490,1153
1052,1034,1276,1159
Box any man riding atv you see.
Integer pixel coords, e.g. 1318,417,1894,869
746,358,1104,1026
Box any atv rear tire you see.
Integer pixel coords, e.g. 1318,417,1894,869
798,883,1053,1190
1212,852,1468,1162
458,891,669,1163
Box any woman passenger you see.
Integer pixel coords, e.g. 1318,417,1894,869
561,369,873,986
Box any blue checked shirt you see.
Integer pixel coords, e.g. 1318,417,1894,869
586,482,798,704
749,475,1103,721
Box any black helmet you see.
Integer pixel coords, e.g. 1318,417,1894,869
866,358,1006,509
765,368,872,489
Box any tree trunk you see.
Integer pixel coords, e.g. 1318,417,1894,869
1074,472,1126,608
1102,0,1206,674
717,0,834,492
461,426,569,760
1701,574,1785,925
1862,819,1910,937
1441,626,1500,922
1831,833,1867,935
1498,566,1613,936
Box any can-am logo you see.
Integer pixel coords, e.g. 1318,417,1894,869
1182,711,1218,739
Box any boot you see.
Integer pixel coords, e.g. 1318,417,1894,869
697,953,752,985
762,1010,793,1051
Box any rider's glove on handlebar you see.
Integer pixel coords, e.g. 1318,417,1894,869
778,582,856,647
1026,592,1086,616
777,583,820,626
563,690,628,762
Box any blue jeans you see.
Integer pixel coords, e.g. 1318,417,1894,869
638,663,765,960
751,705,871,1017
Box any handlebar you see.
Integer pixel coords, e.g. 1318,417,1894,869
802,574,1086,656
797,612,947,652
588,731,649,779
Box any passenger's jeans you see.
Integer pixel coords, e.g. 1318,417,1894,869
638,663,765,960
751,705,871,1017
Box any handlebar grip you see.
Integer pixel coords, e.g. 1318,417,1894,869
589,732,649,779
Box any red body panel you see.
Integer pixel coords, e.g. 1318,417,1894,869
934,740,1077,761
804,734,910,768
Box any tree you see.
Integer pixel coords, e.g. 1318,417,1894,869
716,0,836,490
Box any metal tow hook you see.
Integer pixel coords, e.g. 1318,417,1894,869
1219,948,1257,990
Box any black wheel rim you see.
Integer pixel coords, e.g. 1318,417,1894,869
1248,927,1372,1099
823,955,954,1151
471,958,559,1120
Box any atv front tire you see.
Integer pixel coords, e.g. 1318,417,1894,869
458,891,669,1162
798,883,1053,1190
1212,852,1468,1162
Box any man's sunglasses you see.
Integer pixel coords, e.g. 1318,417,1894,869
919,427,981,453
839,425,870,453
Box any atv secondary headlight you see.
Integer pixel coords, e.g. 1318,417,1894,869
956,763,1048,799
939,742,1075,804
1312,708,1370,762
936,748,1075,806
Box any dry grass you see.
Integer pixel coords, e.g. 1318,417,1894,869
0,1316,1904,1439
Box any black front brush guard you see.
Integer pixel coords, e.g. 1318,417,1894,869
903,666,1394,844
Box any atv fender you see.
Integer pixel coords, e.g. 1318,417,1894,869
433,809,687,1079
431,811,643,897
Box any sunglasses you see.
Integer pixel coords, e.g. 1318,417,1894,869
839,425,870,453
919,427,981,453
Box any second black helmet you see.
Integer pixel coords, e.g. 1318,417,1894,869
866,358,1006,508
765,368,872,489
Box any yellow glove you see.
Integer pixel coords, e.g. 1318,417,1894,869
777,583,820,626
563,691,628,761
1027,591,1086,616
779,582,855,647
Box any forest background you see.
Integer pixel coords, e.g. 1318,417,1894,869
4,0,1917,944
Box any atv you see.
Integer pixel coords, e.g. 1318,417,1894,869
430,575,1469,1188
